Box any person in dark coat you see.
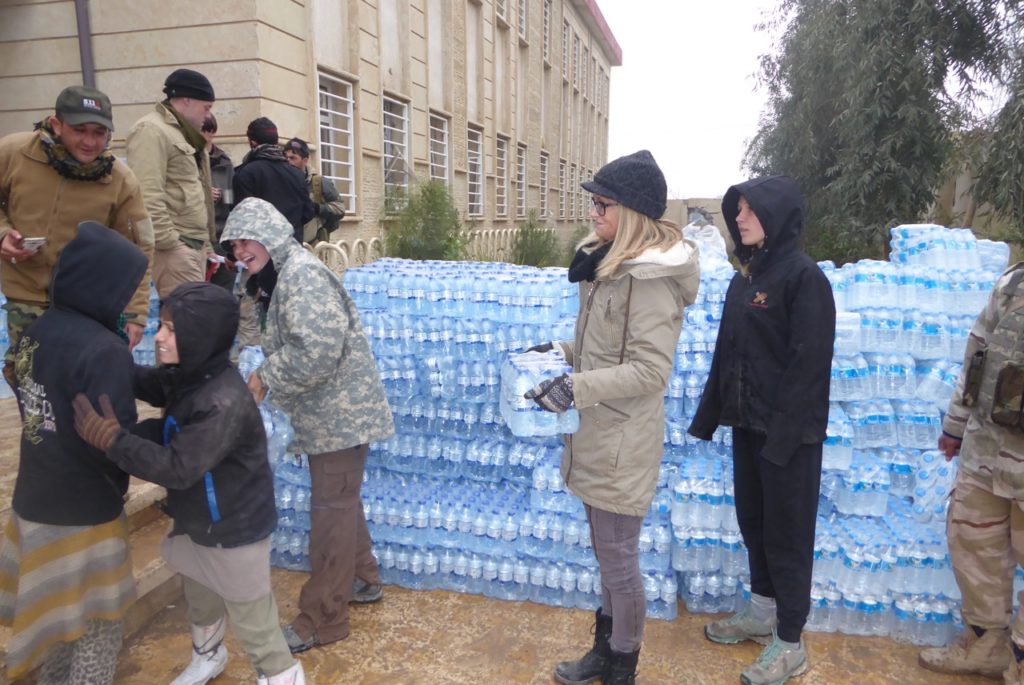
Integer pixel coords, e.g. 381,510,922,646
688,176,835,685
233,117,316,243
72,282,305,685
0,221,147,684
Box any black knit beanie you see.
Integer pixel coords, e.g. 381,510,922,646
247,117,279,146
581,149,667,220
163,68,216,102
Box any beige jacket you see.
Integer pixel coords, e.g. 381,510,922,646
558,240,700,516
126,103,214,251
0,130,154,320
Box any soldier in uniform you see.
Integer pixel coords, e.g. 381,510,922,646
282,137,346,245
0,85,154,391
920,263,1024,683
222,198,394,654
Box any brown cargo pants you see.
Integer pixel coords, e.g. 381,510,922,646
290,444,381,644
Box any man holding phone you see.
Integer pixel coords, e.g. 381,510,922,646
0,85,154,391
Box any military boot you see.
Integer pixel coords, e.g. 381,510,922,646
919,627,1009,679
602,647,640,685
553,608,613,685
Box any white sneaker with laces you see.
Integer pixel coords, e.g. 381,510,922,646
257,661,307,685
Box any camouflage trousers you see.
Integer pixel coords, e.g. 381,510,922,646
2,301,46,392
948,469,1024,643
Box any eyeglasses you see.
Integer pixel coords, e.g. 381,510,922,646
591,198,619,216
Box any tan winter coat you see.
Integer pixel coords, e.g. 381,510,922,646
0,130,154,320
557,240,700,517
126,103,214,251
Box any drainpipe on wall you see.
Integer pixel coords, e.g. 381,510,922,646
74,0,96,87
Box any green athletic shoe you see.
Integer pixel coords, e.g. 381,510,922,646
704,606,776,646
740,631,809,685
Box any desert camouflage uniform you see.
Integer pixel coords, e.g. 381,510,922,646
222,197,393,644
942,262,1024,645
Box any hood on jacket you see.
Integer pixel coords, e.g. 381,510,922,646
618,239,701,307
161,282,239,379
51,221,148,331
722,176,804,267
221,197,300,268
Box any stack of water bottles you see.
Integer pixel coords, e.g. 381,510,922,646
263,258,679,620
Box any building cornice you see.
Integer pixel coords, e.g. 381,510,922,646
570,0,622,66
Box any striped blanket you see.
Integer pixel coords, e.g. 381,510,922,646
0,513,135,680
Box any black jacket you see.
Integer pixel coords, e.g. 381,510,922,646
233,144,316,243
209,144,234,237
106,283,277,548
12,222,148,525
688,176,835,466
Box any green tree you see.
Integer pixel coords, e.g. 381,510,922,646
747,0,1022,263
383,179,468,260
973,55,1024,240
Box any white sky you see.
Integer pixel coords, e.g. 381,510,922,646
597,0,779,200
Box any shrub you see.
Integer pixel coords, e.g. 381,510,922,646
510,210,560,267
384,180,468,260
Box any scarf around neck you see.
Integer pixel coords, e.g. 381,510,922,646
568,241,613,283
34,119,114,182
162,101,206,155
242,144,287,165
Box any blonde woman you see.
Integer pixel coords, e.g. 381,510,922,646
525,150,700,685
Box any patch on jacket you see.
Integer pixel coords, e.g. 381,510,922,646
750,291,769,308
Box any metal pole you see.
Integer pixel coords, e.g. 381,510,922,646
74,0,96,87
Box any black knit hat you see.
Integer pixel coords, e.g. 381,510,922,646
163,68,215,102
581,150,667,220
246,117,279,146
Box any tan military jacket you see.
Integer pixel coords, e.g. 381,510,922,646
944,262,1024,498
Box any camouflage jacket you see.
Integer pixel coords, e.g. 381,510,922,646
944,262,1024,498
222,198,393,454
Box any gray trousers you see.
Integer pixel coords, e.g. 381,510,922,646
184,576,295,677
586,504,645,652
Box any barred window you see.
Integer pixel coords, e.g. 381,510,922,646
518,0,528,42
496,136,509,217
467,127,484,217
570,164,577,219
562,21,570,82
428,114,449,184
382,96,410,213
496,0,507,22
558,159,567,219
316,71,356,213
516,143,528,217
542,0,552,64
539,151,550,217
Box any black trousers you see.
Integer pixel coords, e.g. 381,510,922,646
732,427,822,643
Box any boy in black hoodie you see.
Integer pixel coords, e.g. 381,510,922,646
689,176,835,685
0,222,146,684
73,282,305,685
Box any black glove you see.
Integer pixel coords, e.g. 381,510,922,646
317,203,331,218
72,393,122,451
525,342,554,354
525,374,574,413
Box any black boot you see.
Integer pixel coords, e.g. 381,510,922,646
553,608,613,685
602,647,640,685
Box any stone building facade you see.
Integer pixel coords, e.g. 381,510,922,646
0,0,620,253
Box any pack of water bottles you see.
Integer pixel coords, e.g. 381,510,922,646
500,349,580,436
130,283,161,367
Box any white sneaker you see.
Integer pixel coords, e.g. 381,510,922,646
258,661,306,685
170,643,228,685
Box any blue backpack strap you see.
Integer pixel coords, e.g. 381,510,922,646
162,415,222,524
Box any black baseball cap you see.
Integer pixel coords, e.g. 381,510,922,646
55,86,114,131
